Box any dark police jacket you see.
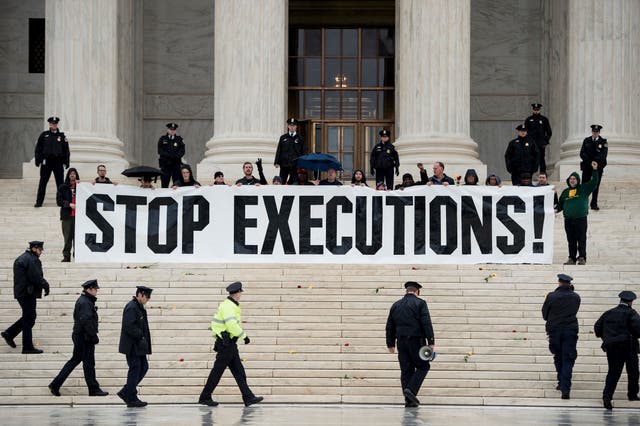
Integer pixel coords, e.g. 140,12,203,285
595,303,640,352
370,141,399,172
580,136,608,170
525,114,552,147
504,136,539,175
386,294,435,348
275,132,304,168
13,250,48,299
34,130,70,167
541,285,581,333
157,134,185,167
73,292,99,344
119,297,152,356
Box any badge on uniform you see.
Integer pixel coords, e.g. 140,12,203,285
525,143,529,146
386,149,391,154
598,144,602,149
539,120,542,124
173,143,177,147
57,136,61,142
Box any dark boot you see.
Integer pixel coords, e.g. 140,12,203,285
603,398,613,410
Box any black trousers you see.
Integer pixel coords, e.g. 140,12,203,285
510,173,521,186
537,144,547,173
603,343,640,400
397,336,431,400
582,167,604,208
61,217,75,259
278,166,296,185
50,333,99,392
36,159,64,205
160,162,182,188
200,340,254,401
548,329,578,393
121,353,149,401
375,168,394,189
4,296,37,349
564,216,588,261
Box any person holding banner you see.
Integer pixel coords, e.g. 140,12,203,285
386,281,435,407
172,164,200,188
236,162,262,186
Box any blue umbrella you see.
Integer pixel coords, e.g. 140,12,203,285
296,153,343,172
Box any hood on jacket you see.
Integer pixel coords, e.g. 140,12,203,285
566,172,581,188
464,169,479,185
485,173,502,186
64,167,79,184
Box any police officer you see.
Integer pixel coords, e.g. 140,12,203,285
199,282,263,407
34,117,70,207
370,129,399,190
594,290,640,410
504,124,539,185
386,281,435,407
524,103,552,173
158,123,185,188
49,280,108,397
275,118,305,184
541,273,580,399
2,241,49,354
117,286,153,407
580,124,608,210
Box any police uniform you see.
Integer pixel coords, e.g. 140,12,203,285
580,124,607,210
594,291,640,409
199,282,263,407
504,124,539,185
386,281,435,407
49,280,108,397
158,123,185,188
541,274,581,399
275,118,305,184
524,103,553,173
34,117,70,207
370,129,399,190
2,241,49,353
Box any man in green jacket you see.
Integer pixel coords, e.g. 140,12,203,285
198,282,263,407
556,161,599,265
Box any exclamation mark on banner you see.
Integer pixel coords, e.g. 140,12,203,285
533,195,545,253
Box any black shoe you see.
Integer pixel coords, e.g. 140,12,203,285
591,205,600,211
34,203,42,208
89,389,109,396
576,257,586,265
628,395,640,401
244,396,264,407
127,399,147,408
404,401,419,408
603,398,613,410
561,392,570,400
1,331,16,348
61,257,70,263
198,398,219,407
48,384,61,397
22,348,43,354
403,388,420,405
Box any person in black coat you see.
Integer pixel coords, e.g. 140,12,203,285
2,241,49,353
117,286,153,407
57,168,79,262
594,290,640,410
505,124,539,185
386,281,435,407
158,122,185,188
275,118,305,184
541,274,581,399
172,164,201,188
49,280,108,397
524,103,553,173
580,124,608,210
370,129,399,190
34,116,70,207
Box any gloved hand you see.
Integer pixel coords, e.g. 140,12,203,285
371,170,375,177
64,163,69,169
395,168,399,176
44,287,50,297
244,337,250,345
35,161,41,167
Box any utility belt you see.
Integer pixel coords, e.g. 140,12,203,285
215,331,238,345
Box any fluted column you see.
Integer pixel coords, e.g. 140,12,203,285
556,0,640,179
394,0,483,179
198,0,286,180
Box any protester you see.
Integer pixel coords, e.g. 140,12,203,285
173,164,200,188
427,162,455,186
351,169,368,187
319,168,343,186
56,167,79,262
94,165,113,184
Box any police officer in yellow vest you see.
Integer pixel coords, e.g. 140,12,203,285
199,281,263,407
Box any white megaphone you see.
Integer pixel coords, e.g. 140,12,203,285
418,345,436,361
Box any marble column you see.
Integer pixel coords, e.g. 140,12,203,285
25,0,130,179
197,0,286,180
394,0,484,180
556,0,640,179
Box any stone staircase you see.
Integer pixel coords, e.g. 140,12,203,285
1,177,639,407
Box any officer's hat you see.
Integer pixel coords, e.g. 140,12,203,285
226,281,243,294
531,103,543,109
82,279,100,290
287,118,298,126
47,116,60,124
379,129,390,137
404,281,422,289
28,240,44,251
136,286,153,298
557,273,573,283
166,122,179,130
516,124,527,131
619,290,637,302
591,124,603,132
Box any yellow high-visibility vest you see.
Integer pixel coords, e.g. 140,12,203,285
211,298,246,340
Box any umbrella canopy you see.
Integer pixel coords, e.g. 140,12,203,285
121,166,165,181
296,153,343,172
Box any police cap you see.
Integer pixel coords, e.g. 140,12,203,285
47,116,60,124
166,123,179,130
287,118,298,126
557,273,573,283
226,281,243,294
82,279,100,290
379,129,390,137
591,124,603,132
531,103,542,109
136,286,153,298
404,281,422,290
516,124,527,131
619,290,637,302
29,240,44,250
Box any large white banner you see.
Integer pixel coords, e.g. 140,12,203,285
75,183,554,264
